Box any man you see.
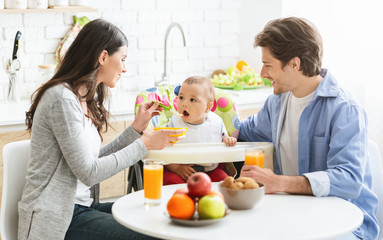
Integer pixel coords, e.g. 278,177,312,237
239,17,378,240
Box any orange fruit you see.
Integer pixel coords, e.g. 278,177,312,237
208,189,224,201
236,60,248,71
167,193,195,220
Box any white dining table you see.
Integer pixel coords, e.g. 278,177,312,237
112,183,363,240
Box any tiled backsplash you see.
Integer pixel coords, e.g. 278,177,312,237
0,0,242,101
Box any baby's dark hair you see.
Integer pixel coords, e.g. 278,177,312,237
183,76,215,102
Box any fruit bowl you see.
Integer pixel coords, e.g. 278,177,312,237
219,183,265,210
164,207,231,226
166,173,228,225
210,60,271,91
153,127,187,143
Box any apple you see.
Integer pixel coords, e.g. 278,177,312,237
198,195,226,219
173,187,189,196
187,172,211,198
208,189,224,201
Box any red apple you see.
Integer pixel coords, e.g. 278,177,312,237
173,187,189,196
187,172,212,198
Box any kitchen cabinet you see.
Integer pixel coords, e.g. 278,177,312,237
238,107,260,120
98,120,134,200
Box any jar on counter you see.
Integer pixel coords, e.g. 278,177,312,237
48,0,67,6
27,0,47,8
69,0,88,6
38,64,56,83
5,0,27,9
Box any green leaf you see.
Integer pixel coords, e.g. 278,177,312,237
233,84,243,91
241,74,251,83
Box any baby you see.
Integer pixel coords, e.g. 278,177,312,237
163,76,237,185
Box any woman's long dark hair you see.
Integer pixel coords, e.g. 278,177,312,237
26,19,128,139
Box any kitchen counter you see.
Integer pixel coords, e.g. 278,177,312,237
0,87,273,132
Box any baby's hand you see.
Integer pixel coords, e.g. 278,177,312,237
175,164,196,181
223,136,237,146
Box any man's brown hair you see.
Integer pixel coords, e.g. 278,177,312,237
254,17,323,77
183,76,215,102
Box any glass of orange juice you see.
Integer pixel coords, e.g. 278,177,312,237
143,159,164,206
245,148,265,168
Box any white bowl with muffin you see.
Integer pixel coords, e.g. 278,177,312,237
218,176,265,210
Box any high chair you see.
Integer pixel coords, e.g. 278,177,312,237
127,84,240,193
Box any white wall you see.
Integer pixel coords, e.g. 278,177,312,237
280,0,383,159
238,0,383,156
239,0,282,73
0,0,242,101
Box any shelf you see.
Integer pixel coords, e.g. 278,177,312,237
0,6,97,13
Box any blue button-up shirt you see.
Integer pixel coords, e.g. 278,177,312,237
239,69,379,240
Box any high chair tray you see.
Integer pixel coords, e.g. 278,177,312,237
146,142,274,169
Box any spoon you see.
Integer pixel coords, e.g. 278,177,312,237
153,101,183,117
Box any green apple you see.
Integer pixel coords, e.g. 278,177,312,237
198,195,225,219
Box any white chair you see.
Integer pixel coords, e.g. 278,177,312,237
0,140,30,240
368,140,383,240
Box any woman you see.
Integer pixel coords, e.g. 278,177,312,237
19,19,185,240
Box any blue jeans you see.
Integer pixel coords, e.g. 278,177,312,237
64,202,160,240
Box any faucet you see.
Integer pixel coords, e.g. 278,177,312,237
155,23,186,86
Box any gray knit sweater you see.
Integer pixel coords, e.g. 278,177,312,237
18,84,147,240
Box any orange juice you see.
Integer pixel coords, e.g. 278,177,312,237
245,150,265,167
143,164,163,201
